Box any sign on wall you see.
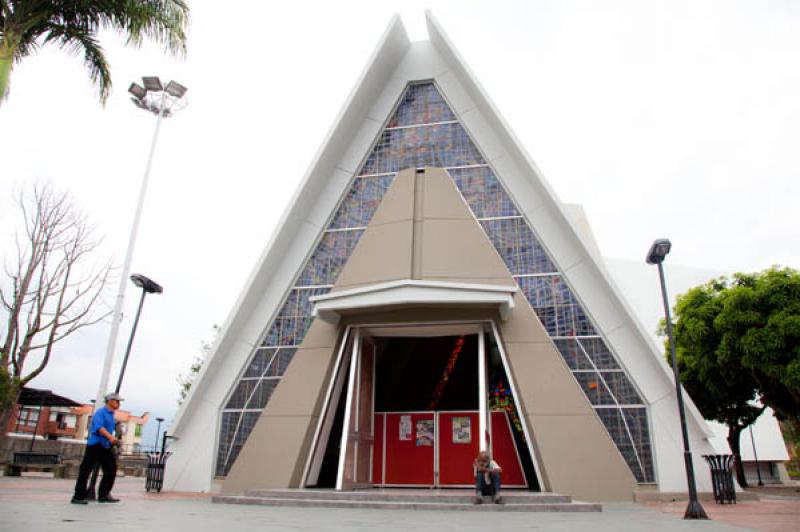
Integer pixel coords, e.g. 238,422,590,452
452,416,471,444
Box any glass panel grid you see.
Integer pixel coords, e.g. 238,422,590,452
517,275,597,336
296,230,364,286
260,287,330,347
359,123,486,176
449,166,520,219
387,82,457,128
480,218,558,275
328,174,395,230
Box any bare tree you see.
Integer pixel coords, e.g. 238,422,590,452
0,184,112,432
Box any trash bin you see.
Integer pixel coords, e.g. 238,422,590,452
145,452,171,493
703,454,736,504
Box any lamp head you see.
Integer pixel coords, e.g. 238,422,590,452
128,82,147,100
130,273,163,294
141,76,164,92
164,80,188,98
156,417,165,423
646,239,672,265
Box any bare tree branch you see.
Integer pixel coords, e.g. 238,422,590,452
1,183,113,402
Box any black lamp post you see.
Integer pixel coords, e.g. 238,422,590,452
748,425,764,486
647,239,708,520
115,274,163,393
88,273,163,499
154,417,165,453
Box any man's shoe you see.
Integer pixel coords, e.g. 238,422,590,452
70,497,88,505
473,496,483,505
493,496,504,505
98,496,120,503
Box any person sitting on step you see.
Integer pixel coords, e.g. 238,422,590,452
473,450,503,504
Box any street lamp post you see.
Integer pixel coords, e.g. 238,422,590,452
115,274,163,393
154,417,165,453
748,425,764,486
94,77,188,408
88,273,162,499
647,238,709,520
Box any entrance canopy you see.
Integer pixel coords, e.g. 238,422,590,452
310,279,517,324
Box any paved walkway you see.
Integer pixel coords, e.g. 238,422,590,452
1,476,798,531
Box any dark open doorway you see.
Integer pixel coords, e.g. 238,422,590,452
375,335,478,412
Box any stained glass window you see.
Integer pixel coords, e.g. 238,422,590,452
387,83,456,128
449,167,519,219
297,231,364,286
480,219,558,275
216,81,656,483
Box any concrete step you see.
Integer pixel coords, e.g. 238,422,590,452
213,494,602,512
244,488,573,504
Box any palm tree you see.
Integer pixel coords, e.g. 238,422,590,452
0,1,189,105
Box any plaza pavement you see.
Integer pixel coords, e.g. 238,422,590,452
0,475,797,531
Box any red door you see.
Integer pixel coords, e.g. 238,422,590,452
438,412,480,486
489,410,527,487
382,412,435,485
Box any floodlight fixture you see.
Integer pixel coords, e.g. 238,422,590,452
128,82,147,100
142,76,164,92
646,238,672,265
164,80,188,98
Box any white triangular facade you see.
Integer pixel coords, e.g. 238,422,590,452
166,12,716,497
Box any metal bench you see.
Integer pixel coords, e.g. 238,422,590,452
5,452,66,478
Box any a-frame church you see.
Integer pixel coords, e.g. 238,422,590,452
165,13,717,502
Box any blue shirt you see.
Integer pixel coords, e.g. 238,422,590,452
87,406,116,448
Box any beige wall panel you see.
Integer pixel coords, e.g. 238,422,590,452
503,341,591,416
421,219,512,280
526,414,637,501
497,297,638,499
298,318,341,350
222,323,341,494
334,220,413,289
421,167,473,220
222,415,316,494
368,169,415,226
262,347,340,417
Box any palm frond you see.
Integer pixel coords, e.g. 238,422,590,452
43,24,111,102
106,0,189,56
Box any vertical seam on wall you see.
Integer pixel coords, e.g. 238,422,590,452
412,170,424,279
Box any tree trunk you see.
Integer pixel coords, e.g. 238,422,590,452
727,425,748,488
0,402,18,462
0,37,15,102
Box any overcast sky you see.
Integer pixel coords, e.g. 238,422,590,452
1,1,798,444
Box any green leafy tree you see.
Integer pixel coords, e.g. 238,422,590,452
0,0,189,104
671,268,800,487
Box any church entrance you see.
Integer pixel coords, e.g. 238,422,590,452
304,323,539,490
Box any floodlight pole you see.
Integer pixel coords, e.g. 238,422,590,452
94,88,170,408
652,253,708,520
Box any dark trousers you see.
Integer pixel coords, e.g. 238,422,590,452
73,444,116,499
476,472,501,496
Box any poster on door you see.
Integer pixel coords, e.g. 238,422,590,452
399,415,412,440
452,416,471,444
416,419,434,446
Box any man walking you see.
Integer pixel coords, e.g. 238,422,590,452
71,393,123,504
